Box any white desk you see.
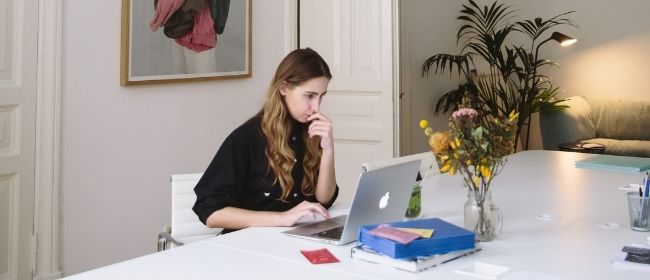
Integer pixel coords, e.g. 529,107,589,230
63,238,375,280
66,151,649,279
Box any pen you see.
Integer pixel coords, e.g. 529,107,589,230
642,173,650,224
645,172,650,198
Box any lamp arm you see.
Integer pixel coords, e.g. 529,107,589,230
532,37,554,91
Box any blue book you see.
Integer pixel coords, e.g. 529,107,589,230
358,218,475,259
575,155,650,173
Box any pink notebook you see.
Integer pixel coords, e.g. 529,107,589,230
368,224,420,244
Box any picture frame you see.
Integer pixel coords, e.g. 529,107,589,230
120,0,251,86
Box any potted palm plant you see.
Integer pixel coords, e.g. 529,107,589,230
421,0,577,150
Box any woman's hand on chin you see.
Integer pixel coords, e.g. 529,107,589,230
307,113,334,151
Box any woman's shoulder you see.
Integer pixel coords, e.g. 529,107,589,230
227,115,264,142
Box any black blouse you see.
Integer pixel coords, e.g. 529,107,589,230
192,116,339,233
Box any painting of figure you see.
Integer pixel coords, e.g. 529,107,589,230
121,0,251,85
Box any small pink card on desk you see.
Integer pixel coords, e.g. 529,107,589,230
300,248,340,264
368,224,420,244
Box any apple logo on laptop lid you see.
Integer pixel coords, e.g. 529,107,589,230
379,192,390,209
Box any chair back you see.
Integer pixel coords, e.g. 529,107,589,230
170,173,222,244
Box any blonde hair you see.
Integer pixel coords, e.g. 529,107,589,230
259,48,332,201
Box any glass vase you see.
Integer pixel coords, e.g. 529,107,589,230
404,182,422,219
464,190,502,242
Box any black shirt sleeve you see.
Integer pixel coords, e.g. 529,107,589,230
192,125,253,225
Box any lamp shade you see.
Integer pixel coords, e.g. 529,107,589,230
551,32,577,46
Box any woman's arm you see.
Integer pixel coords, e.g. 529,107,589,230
205,201,329,229
315,149,337,204
307,113,337,204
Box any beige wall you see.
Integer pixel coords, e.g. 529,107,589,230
403,0,650,153
60,1,288,275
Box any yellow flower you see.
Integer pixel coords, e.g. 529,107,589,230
429,132,450,155
473,175,480,187
480,165,492,179
449,165,457,175
440,163,451,172
466,159,472,166
508,111,519,122
419,119,430,129
424,127,434,136
455,138,461,148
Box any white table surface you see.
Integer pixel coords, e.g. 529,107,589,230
63,238,376,280
65,151,650,279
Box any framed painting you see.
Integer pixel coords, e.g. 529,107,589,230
120,0,251,85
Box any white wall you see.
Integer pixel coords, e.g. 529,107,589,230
403,0,650,153
61,1,289,275
400,0,461,155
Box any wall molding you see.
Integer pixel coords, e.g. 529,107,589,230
33,0,62,278
284,0,298,53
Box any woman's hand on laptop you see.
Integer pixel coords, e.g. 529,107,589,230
280,201,330,226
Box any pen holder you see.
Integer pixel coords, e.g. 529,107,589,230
627,192,650,231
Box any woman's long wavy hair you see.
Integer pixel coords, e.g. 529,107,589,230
259,48,332,201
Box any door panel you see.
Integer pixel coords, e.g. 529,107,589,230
300,0,396,204
0,0,38,279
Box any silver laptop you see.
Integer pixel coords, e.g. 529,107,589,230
281,158,422,245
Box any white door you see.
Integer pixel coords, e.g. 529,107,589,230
0,0,38,279
300,0,398,203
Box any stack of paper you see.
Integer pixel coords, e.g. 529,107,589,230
611,245,650,271
351,244,480,273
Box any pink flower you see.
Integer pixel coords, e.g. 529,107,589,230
452,108,478,120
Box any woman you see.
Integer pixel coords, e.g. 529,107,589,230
193,48,339,233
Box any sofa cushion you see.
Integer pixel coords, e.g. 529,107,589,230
585,96,650,141
584,138,650,158
539,96,596,150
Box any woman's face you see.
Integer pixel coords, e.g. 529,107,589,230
280,76,330,123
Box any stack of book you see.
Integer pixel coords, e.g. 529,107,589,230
351,218,480,272
575,154,650,172
611,245,650,271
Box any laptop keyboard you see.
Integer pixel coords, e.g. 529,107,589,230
312,226,344,239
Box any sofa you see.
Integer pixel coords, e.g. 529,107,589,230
540,96,650,158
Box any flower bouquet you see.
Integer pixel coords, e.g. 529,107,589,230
420,107,518,241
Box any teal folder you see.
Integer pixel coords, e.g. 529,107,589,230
575,155,650,172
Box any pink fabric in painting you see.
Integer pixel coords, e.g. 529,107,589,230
175,0,216,52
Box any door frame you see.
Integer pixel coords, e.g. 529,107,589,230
33,0,62,279
390,0,401,156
